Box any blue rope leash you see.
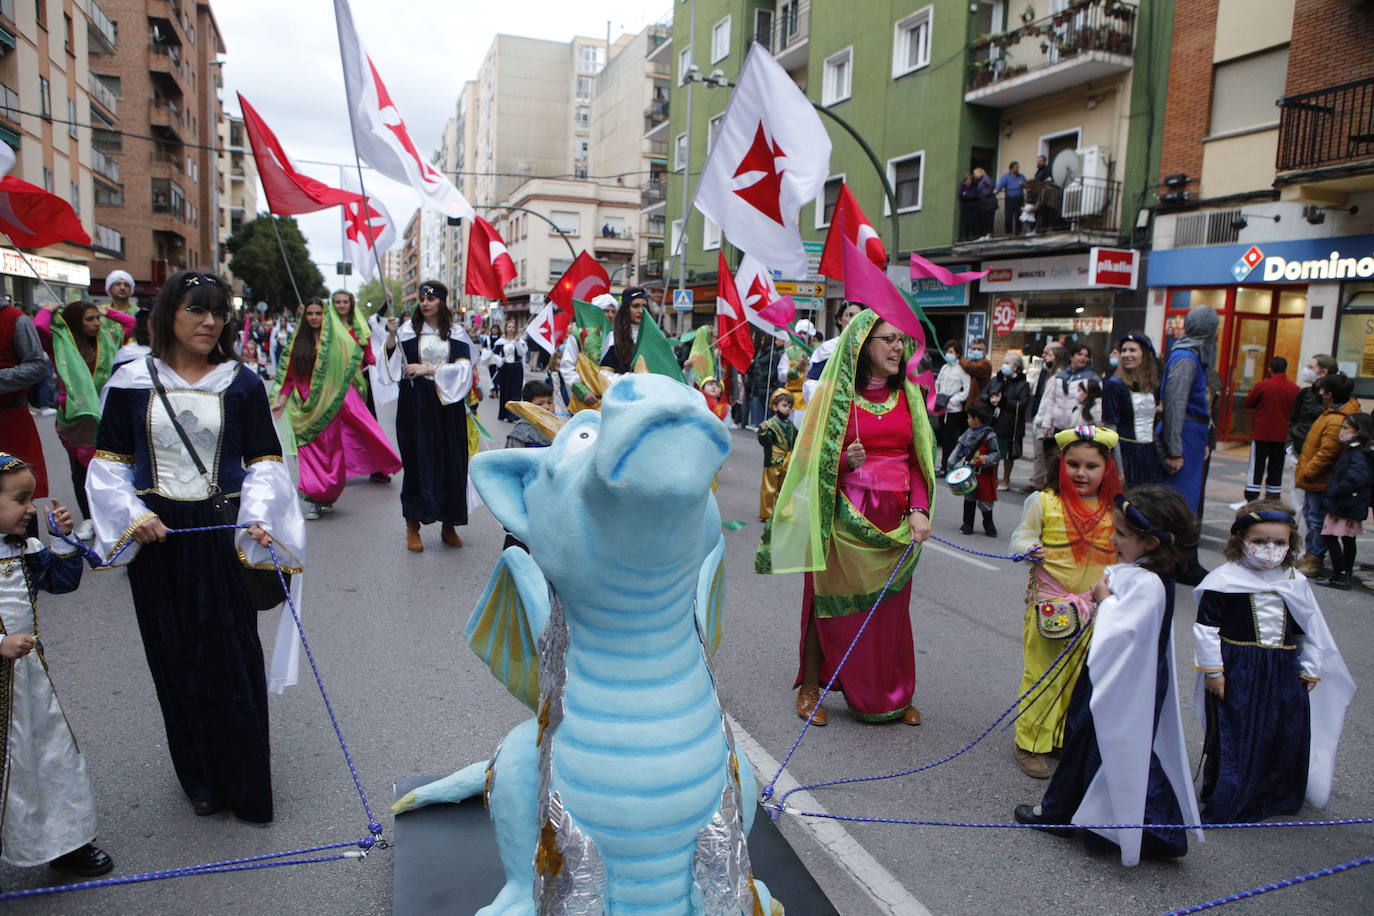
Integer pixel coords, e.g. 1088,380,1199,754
928,534,1038,564
775,624,1089,811
1161,854,1374,915
771,809,1374,832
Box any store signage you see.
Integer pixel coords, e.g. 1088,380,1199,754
992,298,1018,335
0,250,91,287
965,311,987,350
978,253,1104,292
1088,247,1139,289
1146,233,1374,287
911,262,973,308
1016,316,1112,333
774,280,824,297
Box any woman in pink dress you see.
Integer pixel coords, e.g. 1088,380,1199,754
757,309,936,726
271,299,400,519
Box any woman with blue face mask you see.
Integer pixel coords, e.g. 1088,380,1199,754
934,339,972,474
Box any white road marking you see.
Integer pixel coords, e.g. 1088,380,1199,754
727,713,932,916
923,540,997,570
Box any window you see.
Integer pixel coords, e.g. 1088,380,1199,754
670,218,685,254
674,132,688,171
753,9,774,51
778,1,801,48
885,152,925,214
574,164,588,179
602,215,626,237
679,45,694,85
70,181,79,217
39,77,51,118
893,7,933,78
815,175,844,229
1334,284,1374,398
577,45,604,73
35,0,45,29
1210,46,1288,136
822,48,852,106
711,16,731,64
42,168,53,192
576,75,593,101
95,184,123,207
66,98,76,138
703,216,721,251
64,13,73,52
575,106,590,128
707,114,724,154
550,210,580,236
576,138,589,161
549,258,573,281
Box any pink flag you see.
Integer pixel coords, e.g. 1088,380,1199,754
842,235,935,404
755,294,796,327
909,251,987,287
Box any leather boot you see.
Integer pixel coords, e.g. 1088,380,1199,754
406,520,423,553
982,508,997,538
441,524,463,548
796,688,827,726
960,500,975,535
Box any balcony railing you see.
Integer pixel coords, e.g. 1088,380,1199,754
0,83,18,124
641,261,665,281
967,0,1136,96
92,223,124,257
88,74,117,116
956,176,1122,242
1276,75,1374,173
83,0,117,52
149,98,184,128
148,42,187,80
91,147,120,184
647,139,668,158
641,180,667,206
644,98,669,124
770,0,810,63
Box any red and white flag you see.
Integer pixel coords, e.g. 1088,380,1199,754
465,216,517,301
338,167,395,281
694,43,831,278
819,182,887,280
0,176,90,247
525,301,572,355
735,255,795,334
549,251,610,313
333,0,473,220
715,251,755,374
239,94,363,216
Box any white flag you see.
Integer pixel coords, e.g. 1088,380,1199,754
333,0,474,220
735,255,783,335
524,301,567,355
338,167,395,281
693,43,831,278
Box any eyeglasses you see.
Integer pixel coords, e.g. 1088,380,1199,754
183,303,231,322
869,333,905,346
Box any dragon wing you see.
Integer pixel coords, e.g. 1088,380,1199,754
465,546,552,712
694,535,727,656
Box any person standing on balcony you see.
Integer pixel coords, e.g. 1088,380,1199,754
973,168,997,240
1033,155,1053,183
995,162,1027,236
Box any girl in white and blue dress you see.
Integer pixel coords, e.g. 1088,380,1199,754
0,453,111,877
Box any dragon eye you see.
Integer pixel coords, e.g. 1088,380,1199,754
563,425,598,458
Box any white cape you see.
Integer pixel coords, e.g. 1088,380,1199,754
1193,562,1355,809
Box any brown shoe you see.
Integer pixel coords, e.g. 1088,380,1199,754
441,524,463,548
1014,745,1051,779
901,706,922,726
406,520,423,553
796,689,827,726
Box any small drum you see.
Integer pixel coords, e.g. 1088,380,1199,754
945,465,976,496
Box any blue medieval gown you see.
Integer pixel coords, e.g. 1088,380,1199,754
1157,347,1210,512
0,536,97,866
1101,376,1161,487
87,360,305,822
491,336,526,422
1036,563,1201,865
383,323,474,527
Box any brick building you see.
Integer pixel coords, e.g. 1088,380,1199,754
91,0,224,298
400,208,419,304
1145,0,1374,441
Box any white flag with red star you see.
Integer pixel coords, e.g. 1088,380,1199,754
525,301,571,355
334,0,474,220
339,167,395,281
693,43,831,278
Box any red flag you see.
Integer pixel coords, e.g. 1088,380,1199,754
525,301,572,355
238,93,364,216
715,251,755,374
819,183,887,281
0,177,90,247
464,216,517,301
549,251,610,313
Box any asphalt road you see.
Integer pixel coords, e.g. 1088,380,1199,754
3,383,1371,915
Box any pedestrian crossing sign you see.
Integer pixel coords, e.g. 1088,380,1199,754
673,289,694,311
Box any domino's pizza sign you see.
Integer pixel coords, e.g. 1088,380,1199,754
1232,245,1264,281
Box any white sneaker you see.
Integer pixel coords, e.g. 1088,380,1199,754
75,519,94,541
39,407,56,416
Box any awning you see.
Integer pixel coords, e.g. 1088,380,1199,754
0,27,16,51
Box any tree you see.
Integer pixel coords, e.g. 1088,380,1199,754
226,214,328,309
355,276,403,320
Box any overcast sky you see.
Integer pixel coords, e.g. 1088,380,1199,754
215,0,666,298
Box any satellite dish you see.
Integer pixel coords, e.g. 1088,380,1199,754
1052,149,1080,186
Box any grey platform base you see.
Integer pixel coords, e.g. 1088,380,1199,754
392,775,839,915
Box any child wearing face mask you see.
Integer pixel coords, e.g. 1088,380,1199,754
1191,501,1354,824
1314,413,1372,591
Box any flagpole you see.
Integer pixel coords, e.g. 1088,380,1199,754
0,231,75,307
269,214,305,309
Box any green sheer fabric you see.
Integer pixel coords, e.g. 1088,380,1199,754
271,307,362,446
49,310,118,447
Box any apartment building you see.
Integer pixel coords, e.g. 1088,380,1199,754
1145,0,1374,440
91,0,224,298
0,0,121,305
400,207,420,304
214,108,254,295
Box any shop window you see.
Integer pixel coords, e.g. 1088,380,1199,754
1334,283,1374,397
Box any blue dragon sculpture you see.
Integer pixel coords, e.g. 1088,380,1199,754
393,375,781,915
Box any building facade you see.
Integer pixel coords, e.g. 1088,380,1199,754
89,0,224,298
214,109,255,296
400,207,420,305
1146,0,1374,440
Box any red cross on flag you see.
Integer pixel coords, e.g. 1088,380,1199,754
735,255,794,335
338,167,395,281
334,0,474,220
693,43,831,278
465,216,517,301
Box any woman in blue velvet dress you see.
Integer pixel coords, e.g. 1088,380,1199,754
87,272,305,823
1101,333,1162,487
